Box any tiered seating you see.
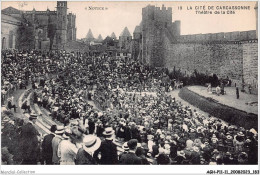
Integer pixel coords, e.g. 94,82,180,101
17,89,49,135
16,87,155,164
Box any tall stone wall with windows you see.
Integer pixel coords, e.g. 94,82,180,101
1,14,21,49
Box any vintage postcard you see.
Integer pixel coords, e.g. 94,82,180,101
1,0,259,174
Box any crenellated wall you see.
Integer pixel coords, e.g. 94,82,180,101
178,30,257,43
164,35,244,82
135,4,258,94
141,5,180,67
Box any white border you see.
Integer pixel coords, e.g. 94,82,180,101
1,165,259,174
1,0,259,175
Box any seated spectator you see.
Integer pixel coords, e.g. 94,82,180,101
7,98,16,112
21,101,31,113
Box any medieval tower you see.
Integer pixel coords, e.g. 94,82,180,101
56,1,68,49
132,4,257,94
140,5,180,67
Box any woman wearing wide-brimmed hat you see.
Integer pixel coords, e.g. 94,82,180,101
75,135,101,165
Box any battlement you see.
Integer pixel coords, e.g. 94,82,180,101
57,1,67,7
24,10,57,15
142,5,172,24
68,12,76,16
178,30,257,43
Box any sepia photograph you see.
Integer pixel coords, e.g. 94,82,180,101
1,0,259,174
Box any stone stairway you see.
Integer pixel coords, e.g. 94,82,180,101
17,89,49,135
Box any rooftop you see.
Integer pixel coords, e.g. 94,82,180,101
111,32,117,39
86,29,95,40
120,27,131,37
134,26,141,33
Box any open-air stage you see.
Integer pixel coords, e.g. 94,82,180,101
179,86,258,129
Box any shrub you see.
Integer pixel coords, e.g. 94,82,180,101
179,87,258,130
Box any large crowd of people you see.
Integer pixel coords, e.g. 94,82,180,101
1,49,258,165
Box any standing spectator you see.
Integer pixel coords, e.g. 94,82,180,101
156,151,170,165
169,142,178,159
58,128,79,165
41,125,57,165
216,86,221,96
88,117,95,134
220,82,225,95
236,87,239,99
119,142,129,160
2,119,16,153
94,127,118,164
96,119,104,137
75,135,101,165
119,139,142,164
135,146,149,165
248,84,252,94
116,119,126,142
52,125,64,165
12,118,24,163
20,114,40,164
207,84,212,93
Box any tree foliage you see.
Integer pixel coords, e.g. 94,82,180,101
16,23,35,50
47,23,56,49
103,36,115,46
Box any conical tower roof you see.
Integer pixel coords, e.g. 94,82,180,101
97,34,103,42
86,29,95,40
120,27,131,37
111,32,117,39
133,26,141,33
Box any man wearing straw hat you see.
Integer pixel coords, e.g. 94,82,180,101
52,125,64,165
20,113,40,164
119,142,129,160
75,135,101,165
93,127,118,164
119,139,142,165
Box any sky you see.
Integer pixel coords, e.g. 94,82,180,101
1,1,257,39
